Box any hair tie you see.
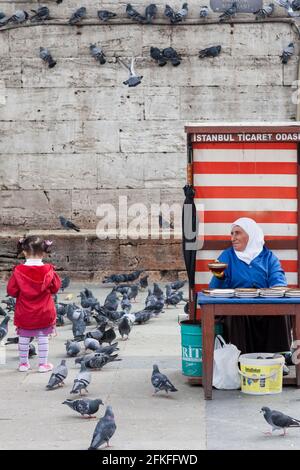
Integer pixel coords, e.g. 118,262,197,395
44,240,53,246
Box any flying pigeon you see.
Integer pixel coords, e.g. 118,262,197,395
150,47,167,66
39,47,57,68
253,3,275,19
59,216,80,232
261,407,300,435
97,10,117,21
90,44,106,65
126,3,146,23
145,4,157,23
63,398,103,418
30,6,50,22
219,2,237,21
70,361,91,395
118,316,131,340
199,45,222,58
46,360,68,389
151,364,178,394
69,7,87,25
0,316,10,342
88,405,116,449
200,6,209,17
118,57,143,88
280,43,295,63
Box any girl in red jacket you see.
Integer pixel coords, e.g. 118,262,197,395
7,236,61,372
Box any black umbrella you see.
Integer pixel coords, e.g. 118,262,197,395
182,184,200,321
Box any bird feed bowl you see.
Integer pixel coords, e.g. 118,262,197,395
207,262,227,274
239,353,284,395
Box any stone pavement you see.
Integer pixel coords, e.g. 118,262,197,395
1,281,300,450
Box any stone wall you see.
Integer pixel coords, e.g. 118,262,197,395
0,1,299,278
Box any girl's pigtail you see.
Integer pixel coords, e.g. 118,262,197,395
42,239,53,254
17,238,25,256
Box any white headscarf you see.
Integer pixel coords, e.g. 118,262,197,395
231,217,264,265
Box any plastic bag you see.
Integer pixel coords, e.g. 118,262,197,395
212,335,241,389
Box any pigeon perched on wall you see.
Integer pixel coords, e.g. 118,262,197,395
253,3,274,19
151,364,178,395
0,12,8,26
118,57,143,87
39,47,57,68
7,10,29,24
30,6,50,22
280,43,295,63
199,45,222,58
59,216,80,232
164,4,176,23
118,316,131,340
292,0,300,9
46,360,68,389
0,316,10,342
174,3,188,22
70,362,91,395
63,398,103,418
145,4,157,23
150,47,167,66
126,3,146,23
275,0,300,16
261,407,300,435
200,6,209,17
65,340,80,357
88,406,116,450
97,10,117,21
89,44,106,65
219,2,237,21
69,7,87,24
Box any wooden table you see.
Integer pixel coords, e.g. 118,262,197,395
198,294,300,400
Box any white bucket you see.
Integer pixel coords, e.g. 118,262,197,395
239,353,284,395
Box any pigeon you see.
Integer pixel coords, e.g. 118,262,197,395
164,4,176,23
100,327,117,345
85,330,103,342
28,343,37,358
30,6,50,22
89,44,106,65
0,316,10,341
174,3,188,22
1,297,16,312
151,364,178,394
0,305,7,316
159,211,175,226
69,7,87,25
134,310,152,324
39,47,57,68
165,286,184,307
0,12,8,26
153,283,164,299
292,0,300,9
118,57,143,88
275,0,299,15
7,10,29,24
63,398,103,418
97,10,117,21
281,43,295,63
145,4,157,23
128,285,139,302
200,6,209,17
126,270,144,282
219,2,238,21
121,294,132,313
261,407,300,435
60,276,70,292
199,45,222,58
65,340,80,357
118,316,131,340
70,362,91,395
59,216,80,232
170,280,186,291
96,343,119,355
46,360,68,389
88,406,116,450
253,3,274,19
103,273,127,284
72,311,86,340
84,338,100,351
126,4,146,23
139,274,149,289
84,353,121,370
150,47,167,66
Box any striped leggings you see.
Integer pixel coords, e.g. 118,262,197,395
19,334,49,365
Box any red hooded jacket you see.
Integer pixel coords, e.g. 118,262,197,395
7,264,61,329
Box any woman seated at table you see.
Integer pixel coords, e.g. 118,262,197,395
209,217,291,354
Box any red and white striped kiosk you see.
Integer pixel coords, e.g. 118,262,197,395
184,122,300,319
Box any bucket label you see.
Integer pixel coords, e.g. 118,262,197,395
240,364,282,394
182,345,202,363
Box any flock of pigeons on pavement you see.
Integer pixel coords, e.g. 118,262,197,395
0,2,297,86
0,271,187,449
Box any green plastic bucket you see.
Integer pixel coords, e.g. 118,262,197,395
180,320,223,377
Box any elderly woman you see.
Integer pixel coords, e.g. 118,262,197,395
209,217,291,354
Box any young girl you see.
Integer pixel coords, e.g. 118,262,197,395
7,236,61,372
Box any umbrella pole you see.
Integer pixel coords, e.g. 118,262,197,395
187,137,197,321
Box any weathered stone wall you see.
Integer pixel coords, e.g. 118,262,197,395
0,1,299,278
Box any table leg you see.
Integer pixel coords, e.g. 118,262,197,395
294,307,300,387
202,304,215,400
